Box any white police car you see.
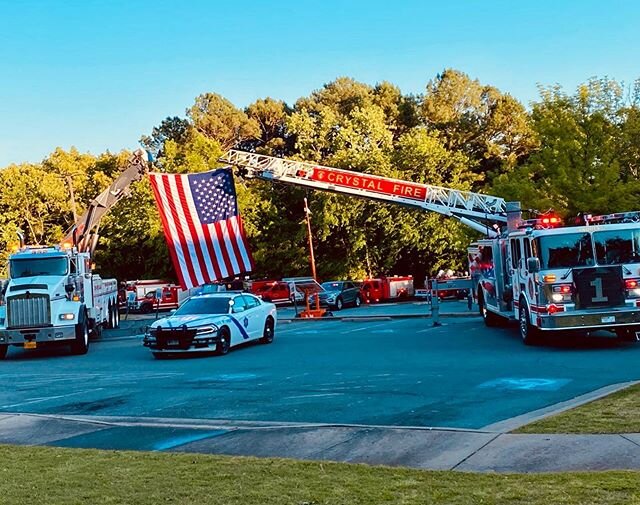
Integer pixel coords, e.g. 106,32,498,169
143,292,276,358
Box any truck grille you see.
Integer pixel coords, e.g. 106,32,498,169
573,266,624,310
7,293,51,328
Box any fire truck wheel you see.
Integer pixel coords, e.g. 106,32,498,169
519,301,541,346
334,297,344,311
0,345,7,360
478,291,500,327
216,328,230,356
71,313,89,355
260,318,275,344
140,303,152,314
354,296,362,308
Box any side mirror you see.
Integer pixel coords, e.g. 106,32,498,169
527,257,540,273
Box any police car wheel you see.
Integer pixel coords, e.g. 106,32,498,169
354,296,361,307
335,298,343,311
261,318,274,344
216,329,230,355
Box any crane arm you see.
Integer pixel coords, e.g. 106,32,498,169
219,150,506,232
63,149,150,253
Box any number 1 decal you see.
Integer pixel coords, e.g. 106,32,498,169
590,277,608,302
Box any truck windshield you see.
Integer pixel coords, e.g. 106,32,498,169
174,297,231,315
593,229,640,265
536,233,594,269
10,257,69,278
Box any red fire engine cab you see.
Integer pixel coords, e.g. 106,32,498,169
361,276,414,303
125,279,188,313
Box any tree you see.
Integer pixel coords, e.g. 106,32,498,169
421,69,537,186
491,78,640,217
188,93,260,150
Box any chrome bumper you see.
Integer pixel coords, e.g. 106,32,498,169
0,325,76,345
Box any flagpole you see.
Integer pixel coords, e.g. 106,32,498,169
304,197,318,281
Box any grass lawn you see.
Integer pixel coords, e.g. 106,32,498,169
515,383,640,434
2,445,640,504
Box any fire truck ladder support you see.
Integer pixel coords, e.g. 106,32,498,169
220,150,506,235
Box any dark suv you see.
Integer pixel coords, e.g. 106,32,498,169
309,281,362,310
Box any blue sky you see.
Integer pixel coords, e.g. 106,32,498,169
1,0,639,166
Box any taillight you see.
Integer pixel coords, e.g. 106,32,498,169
550,284,572,303
624,278,640,298
547,304,565,314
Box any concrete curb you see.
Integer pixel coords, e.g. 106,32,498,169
482,380,640,433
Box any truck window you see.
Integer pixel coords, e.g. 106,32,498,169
593,229,640,265
524,238,532,259
536,233,594,269
10,257,69,278
510,239,522,269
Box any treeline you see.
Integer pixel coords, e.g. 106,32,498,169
2,70,640,285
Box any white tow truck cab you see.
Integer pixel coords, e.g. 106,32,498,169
471,211,640,344
0,244,119,359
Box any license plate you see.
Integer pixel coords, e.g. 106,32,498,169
24,341,37,349
167,339,179,346
601,316,616,323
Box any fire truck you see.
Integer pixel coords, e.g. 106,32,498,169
220,150,640,344
361,276,414,303
0,150,150,359
124,279,188,313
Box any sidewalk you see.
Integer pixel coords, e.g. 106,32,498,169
1,411,639,473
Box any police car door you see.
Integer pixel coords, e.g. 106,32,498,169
230,295,251,344
242,294,263,340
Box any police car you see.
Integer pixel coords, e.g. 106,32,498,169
143,292,276,358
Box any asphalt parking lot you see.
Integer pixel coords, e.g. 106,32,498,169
1,301,640,430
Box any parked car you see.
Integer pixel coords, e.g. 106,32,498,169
308,281,362,310
250,280,305,304
142,293,276,358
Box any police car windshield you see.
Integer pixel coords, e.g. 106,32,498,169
536,233,594,269
10,257,68,278
174,297,231,315
593,229,640,265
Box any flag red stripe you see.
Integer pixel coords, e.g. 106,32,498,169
213,221,235,278
175,174,211,285
161,175,199,289
226,218,246,273
236,215,255,271
149,174,188,290
201,223,224,281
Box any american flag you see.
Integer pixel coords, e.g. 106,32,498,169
149,169,254,289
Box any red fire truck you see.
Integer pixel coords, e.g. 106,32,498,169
361,276,414,303
125,279,188,313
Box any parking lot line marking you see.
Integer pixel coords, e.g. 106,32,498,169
284,393,345,399
0,388,105,409
339,322,391,334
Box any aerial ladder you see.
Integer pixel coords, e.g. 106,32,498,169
219,150,507,237
62,149,151,254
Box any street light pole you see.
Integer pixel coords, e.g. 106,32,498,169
304,197,317,281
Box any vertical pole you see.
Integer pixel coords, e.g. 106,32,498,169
304,198,317,281
66,175,78,224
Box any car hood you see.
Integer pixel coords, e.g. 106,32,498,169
149,314,225,329
316,290,339,298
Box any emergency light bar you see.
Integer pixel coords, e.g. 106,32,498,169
519,215,562,230
585,211,640,225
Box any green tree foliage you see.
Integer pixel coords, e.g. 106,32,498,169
491,78,640,217
421,69,538,186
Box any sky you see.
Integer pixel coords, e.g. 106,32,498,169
1,0,639,166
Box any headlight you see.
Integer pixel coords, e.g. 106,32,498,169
195,325,218,336
59,313,75,321
326,296,335,302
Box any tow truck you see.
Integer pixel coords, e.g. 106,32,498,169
0,150,150,359
220,150,640,344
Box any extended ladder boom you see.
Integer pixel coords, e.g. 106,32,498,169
220,150,507,234
63,149,150,253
